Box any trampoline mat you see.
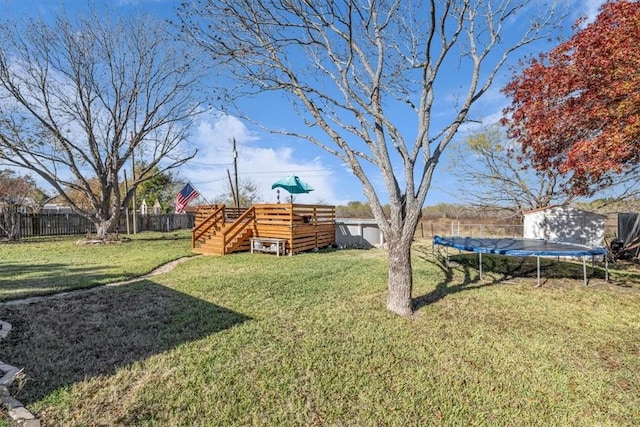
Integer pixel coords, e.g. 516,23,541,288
433,236,607,257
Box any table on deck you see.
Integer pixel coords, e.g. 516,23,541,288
250,237,287,256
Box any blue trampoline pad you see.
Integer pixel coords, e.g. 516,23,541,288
433,236,607,257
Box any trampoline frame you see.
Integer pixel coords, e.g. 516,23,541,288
433,236,609,287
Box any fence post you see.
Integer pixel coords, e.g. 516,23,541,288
16,212,22,240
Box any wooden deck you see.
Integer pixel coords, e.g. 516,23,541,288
192,204,336,256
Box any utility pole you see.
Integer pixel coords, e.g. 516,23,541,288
123,169,130,235
232,137,240,210
131,144,137,234
227,169,237,208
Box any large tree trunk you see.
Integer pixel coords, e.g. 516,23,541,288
1,210,20,241
94,212,120,240
386,238,414,317
8,212,19,241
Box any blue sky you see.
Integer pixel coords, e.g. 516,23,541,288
0,0,608,206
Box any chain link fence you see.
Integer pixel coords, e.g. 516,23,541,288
416,220,524,239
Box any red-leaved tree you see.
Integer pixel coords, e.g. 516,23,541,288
502,1,640,195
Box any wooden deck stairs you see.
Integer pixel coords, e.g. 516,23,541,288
192,206,256,255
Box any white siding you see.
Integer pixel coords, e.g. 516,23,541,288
523,206,605,247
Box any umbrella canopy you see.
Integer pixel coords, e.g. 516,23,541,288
271,175,314,194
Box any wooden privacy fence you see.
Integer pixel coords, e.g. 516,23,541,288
253,204,336,254
0,213,195,238
137,214,195,233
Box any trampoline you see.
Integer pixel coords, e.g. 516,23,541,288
433,236,609,286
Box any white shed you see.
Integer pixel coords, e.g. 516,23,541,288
523,205,605,247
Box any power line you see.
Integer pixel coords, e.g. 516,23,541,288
238,169,333,175
189,177,227,185
185,163,335,176
187,161,233,166
190,171,332,185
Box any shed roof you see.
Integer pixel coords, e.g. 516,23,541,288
522,205,607,218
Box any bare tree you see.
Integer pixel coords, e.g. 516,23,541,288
450,125,577,214
179,0,562,316
0,11,206,239
214,178,262,208
451,125,640,215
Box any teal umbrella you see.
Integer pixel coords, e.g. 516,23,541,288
272,175,313,202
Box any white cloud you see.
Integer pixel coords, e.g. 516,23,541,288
183,111,346,205
572,0,607,26
198,113,259,145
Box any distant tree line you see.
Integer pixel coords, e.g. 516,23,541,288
335,200,521,222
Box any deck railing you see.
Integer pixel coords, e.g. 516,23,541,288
222,206,256,252
192,205,225,248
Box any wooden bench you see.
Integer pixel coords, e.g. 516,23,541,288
250,237,287,256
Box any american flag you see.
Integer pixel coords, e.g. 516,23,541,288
175,183,199,214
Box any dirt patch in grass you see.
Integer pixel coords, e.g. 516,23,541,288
0,280,251,404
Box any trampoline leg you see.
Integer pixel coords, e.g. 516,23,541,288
605,256,609,282
583,257,587,287
536,256,541,287
479,252,483,280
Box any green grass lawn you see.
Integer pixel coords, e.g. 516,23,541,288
0,231,194,301
1,237,640,425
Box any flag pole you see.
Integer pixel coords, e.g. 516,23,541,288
190,182,210,205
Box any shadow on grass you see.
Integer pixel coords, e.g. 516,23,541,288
411,245,630,311
0,281,251,404
0,262,125,302
118,234,191,242
412,248,500,311
445,252,630,288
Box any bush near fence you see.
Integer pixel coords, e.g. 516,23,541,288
0,213,195,238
